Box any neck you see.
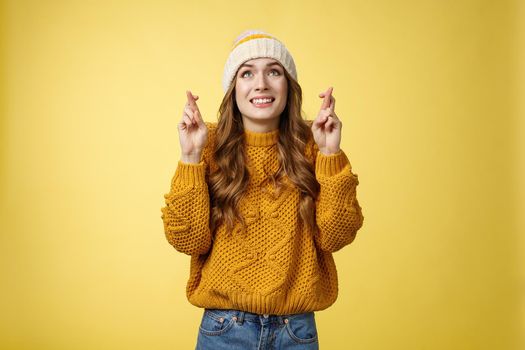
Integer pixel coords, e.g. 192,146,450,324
241,115,280,133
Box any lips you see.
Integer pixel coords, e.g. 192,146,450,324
250,97,275,106
250,97,275,103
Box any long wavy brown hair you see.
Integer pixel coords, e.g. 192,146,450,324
209,66,320,235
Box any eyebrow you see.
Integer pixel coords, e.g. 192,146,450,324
239,62,282,69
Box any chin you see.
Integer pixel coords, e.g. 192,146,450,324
243,114,280,123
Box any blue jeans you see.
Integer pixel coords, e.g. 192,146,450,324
195,308,319,350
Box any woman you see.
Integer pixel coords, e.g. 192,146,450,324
161,29,364,350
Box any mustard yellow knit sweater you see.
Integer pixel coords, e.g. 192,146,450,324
160,122,364,315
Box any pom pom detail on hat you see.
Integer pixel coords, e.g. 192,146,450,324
222,29,298,93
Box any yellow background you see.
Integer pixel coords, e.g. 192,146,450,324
1,0,523,349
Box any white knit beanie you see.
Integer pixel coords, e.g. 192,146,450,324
222,29,298,93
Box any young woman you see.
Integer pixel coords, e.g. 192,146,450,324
161,30,364,350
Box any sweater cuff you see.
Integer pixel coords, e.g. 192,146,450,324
173,160,206,186
316,150,350,177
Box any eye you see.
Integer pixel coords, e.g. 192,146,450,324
241,70,252,78
240,69,281,78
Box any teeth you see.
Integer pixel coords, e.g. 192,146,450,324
252,98,273,104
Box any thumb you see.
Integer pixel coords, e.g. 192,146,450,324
312,115,326,129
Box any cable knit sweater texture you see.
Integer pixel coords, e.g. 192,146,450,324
160,121,364,315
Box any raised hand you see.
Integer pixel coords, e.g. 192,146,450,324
311,86,342,155
178,90,208,163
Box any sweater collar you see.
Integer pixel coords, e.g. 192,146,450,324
243,128,279,147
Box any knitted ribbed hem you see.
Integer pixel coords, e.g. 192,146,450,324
244,128,279,146
188,289,337,316
173,160,206,187
316,150,350,177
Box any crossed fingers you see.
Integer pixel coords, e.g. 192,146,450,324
183,90,200,126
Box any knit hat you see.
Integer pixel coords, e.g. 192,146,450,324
222,29,298,93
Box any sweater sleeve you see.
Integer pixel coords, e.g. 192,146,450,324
160,123,216,256
312,143,364,253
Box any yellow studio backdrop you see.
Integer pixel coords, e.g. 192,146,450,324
0,0,523,349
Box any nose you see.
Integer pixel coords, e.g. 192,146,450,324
254,73,268,91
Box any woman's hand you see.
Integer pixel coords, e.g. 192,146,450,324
178,90,208,163
311,87,342,155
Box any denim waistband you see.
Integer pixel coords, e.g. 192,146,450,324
204,308,313,325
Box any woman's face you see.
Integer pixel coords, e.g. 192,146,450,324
234,57,288,131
